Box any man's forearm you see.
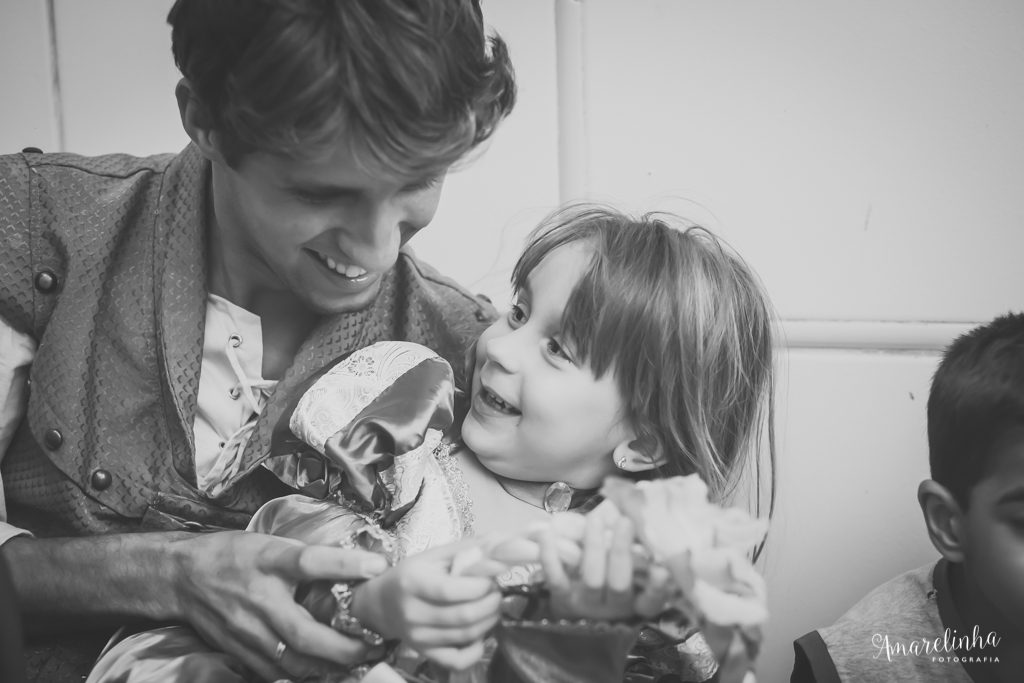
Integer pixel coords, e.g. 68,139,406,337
4,532,192,622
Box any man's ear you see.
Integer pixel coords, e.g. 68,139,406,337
612,434,667,473
918,479,966,563
175,78,226,164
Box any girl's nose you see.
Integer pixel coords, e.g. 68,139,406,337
483,325,521,373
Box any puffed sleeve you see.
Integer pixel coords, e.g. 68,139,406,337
261,340,456,522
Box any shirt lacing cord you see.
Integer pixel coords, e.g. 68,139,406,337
201,335,278,498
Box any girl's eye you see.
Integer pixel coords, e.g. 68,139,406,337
545,337,573,362
508,304,527,326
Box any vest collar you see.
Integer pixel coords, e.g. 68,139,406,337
154,144,209,460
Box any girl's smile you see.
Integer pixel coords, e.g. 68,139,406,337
474,381,521,416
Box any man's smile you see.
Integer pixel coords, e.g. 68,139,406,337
309,249,372,282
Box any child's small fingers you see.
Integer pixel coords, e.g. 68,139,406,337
415,573,497,604
539,529,570,590
554,537,583,570
456,557,514,579
605,518,634,593
408,591,502,629
580,512,608,589
484,536,541,566
427,614,501,646
406,608,499,649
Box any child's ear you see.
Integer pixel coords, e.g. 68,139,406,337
175,78,228,165
918,479,966,563
612,435,667,473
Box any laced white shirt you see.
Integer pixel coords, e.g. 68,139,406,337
0,294,278,543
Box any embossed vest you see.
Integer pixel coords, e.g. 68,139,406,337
0,145,494,537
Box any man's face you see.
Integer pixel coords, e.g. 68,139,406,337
209,136,445,314
961,435,1024,635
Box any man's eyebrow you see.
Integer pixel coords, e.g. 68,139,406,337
285,181,361,197
996,487,1024,505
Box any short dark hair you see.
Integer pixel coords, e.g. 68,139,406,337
168,0,516,174
928,312,1024,507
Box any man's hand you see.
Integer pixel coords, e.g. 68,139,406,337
5,530,389,683
169,531,389,681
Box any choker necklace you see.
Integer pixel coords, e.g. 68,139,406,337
498,478,596,513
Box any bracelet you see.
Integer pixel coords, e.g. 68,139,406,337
330,581,387,647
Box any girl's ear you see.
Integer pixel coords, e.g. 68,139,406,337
612,436,667,473
175,78,228,165
918,479,965,563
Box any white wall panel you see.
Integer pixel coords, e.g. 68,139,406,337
415,0,560,306
577,0,1024,323
762,349,940,681
0,1,58,153
53,0,186,156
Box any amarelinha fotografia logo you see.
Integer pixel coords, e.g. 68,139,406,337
872,626,1001,664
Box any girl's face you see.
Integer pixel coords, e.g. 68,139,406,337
462,242,634,489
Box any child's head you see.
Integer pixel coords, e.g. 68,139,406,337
920,312,1024,634
462,205,776,508
168,0,515,175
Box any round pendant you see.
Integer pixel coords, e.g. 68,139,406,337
543,481,574,513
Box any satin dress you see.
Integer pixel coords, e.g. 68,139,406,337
87,342,715,683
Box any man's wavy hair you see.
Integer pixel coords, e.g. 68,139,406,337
512,205,777,524
168,0,516,175
928,312,1024,508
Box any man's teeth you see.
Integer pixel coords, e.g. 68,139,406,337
317,253,368,279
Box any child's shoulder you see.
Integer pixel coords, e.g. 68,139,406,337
792,560,974,683
826,560,939,634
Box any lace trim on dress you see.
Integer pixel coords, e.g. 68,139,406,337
433,438,475,538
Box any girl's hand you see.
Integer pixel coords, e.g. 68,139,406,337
532,508,675,623
539,513,648,621
351,541,502,670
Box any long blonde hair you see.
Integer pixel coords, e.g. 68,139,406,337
513,205,776,524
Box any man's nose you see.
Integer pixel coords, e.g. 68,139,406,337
342,203,403,272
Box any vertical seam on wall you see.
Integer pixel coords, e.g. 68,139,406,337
45,0,66,151
555,0,588,201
